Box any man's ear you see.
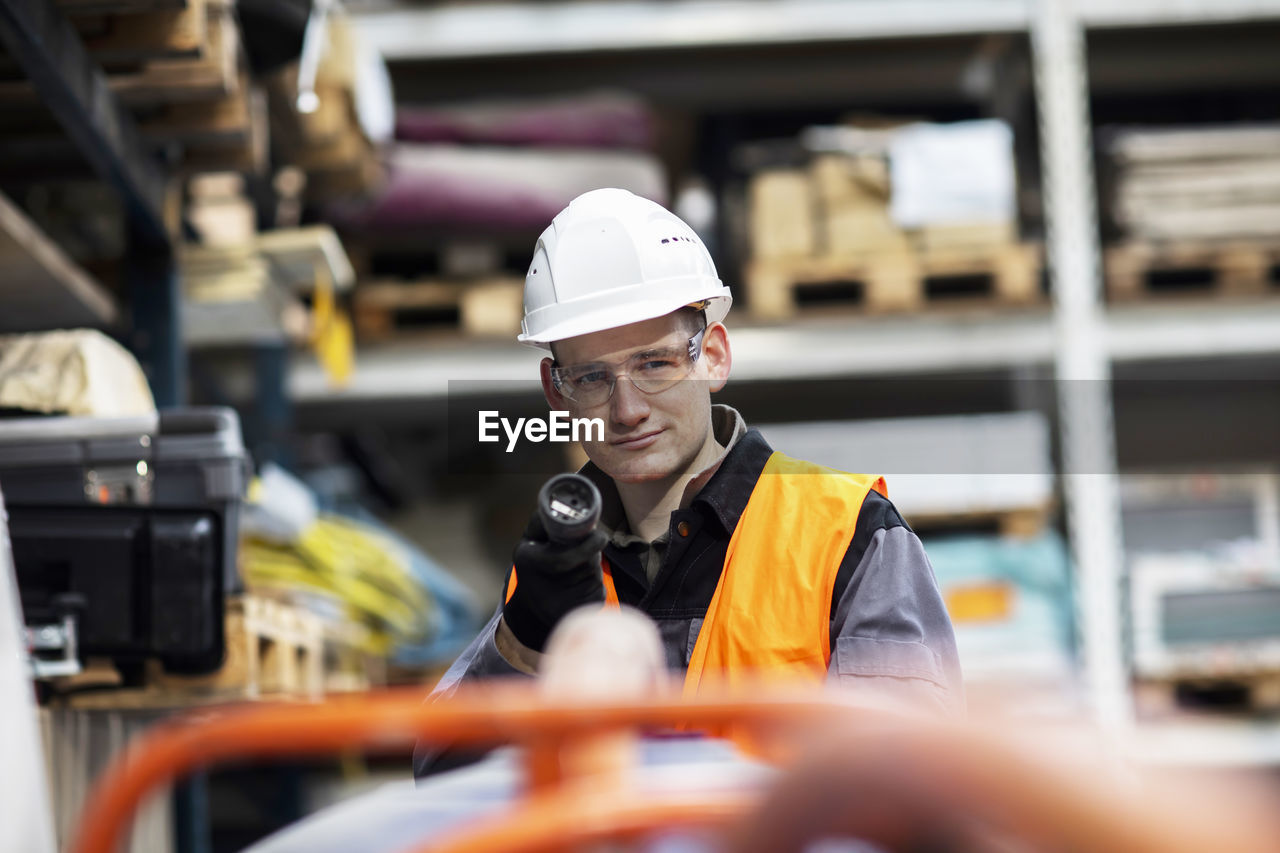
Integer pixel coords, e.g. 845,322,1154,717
702,322,732,393
540,357,567,409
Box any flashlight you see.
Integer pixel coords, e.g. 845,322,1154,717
537,473,602,544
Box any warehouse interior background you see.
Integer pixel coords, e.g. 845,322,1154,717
2,0,1280,850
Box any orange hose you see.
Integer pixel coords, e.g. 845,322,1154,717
70,684,1280,853
68,684,864,853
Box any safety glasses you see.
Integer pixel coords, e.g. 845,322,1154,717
550,328,706,407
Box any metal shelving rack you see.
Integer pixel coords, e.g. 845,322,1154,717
0,0,185,406
341,0,1280,762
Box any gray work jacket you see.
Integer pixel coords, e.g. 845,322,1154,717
416,423,963,777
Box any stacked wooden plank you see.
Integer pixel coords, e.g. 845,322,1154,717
266,17,385,202
744,149,1039,320
0,0,267,178
1103,124,1280,301
115,0,266,175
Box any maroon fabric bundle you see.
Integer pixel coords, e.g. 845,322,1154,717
328,144,667,233
395,94,655,150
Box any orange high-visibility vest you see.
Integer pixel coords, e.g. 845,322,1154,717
506,452,885,689
684,452,886,693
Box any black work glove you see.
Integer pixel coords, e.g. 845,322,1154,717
501,514,609,653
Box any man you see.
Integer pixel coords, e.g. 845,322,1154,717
416,188,960,775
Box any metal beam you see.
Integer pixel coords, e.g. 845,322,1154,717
0,0,170,247
389,38,998,109
0,190,118,330
1032,0,1130,730
353,0,1030,62
1077,0,1280,28
350,0,1280,63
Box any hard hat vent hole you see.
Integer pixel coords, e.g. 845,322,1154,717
661,239,670,244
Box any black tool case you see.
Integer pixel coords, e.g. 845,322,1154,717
0,408,249,675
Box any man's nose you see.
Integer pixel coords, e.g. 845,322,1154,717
610,375,650,426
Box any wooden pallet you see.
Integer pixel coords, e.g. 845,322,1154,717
907,503,1052,539
745,242,1041,320
1105,240,1280,301
321,621,387,694
55,596,325,710
346,238,520,281
354,277,525,340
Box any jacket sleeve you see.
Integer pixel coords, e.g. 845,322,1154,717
432,606,529,695
826,491,965,715
412,604,531,779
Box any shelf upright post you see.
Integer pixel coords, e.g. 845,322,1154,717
1031,0,1131,729
128,230,187,409
250,342,292,468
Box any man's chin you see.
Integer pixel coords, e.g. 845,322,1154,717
611,467,671,485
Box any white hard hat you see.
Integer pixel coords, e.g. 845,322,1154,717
518,188,732,349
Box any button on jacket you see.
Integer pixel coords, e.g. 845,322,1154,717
416,409,963,777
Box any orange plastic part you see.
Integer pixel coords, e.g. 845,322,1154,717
68,683,1280,853
67,684,863,853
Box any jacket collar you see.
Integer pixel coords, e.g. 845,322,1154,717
689,426,774,535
